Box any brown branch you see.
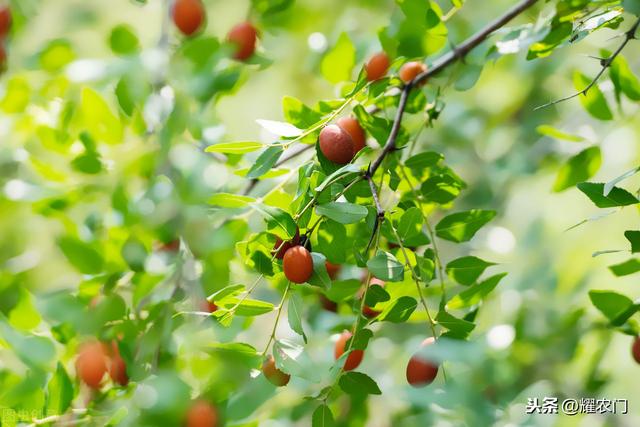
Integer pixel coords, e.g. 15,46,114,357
535,17,640,111
369,0,540,177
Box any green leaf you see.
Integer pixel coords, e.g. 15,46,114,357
121,237,148,272
446,273,507,309
435,310,475,338
251,204,298,238
205,141,265,154
283,96,323,128
222,298,275,316
589,290,637,325
209,193,256,208
57,237,104,274
256,119,303,137
609,258,640,276
81,87,123,144
527,21,572,59
339,372,382,396
553,146,601,192
321,33,355,83
273,339,321,382
435,210,496,243
366,251,404,282
379,296,417,323
0,318,55,369
326,279,361,302
397,207,423,241
316,202,368,224
312,404,335,427
421,174,463,204
351,329,373,350
9,289,41,331
625,230,640,253
364,283,390,307
308,252,332,289
287,292,307,343
446,256,495,286
1,77,31,113
577,182,639,208
536,125,584,142
39,39,76,72
454,63,483,91
246,146,283,179
314,164,360,193
71,152,103,174
573,71,613,121
109,24,140,55
610,55,640,101
623,0,640,16
251,0,295,15
46,363,74,416
604,167,640,196
405,151,444,172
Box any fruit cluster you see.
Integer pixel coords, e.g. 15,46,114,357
172,0,258,61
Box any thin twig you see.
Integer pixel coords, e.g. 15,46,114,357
262,281,291,355
535,17,640,111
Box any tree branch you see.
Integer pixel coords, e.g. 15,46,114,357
535,17,640,111
369,0,540,177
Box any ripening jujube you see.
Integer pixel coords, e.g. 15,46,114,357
186,400,219,427
334,330,364,371
325,261,341,280
399,61,427,84
262,355,291,387
365,51,390,82
273,228,300,259
108,341,129,387
337,116,366,154
0,6,11,39
282,245,313,283
172,0,205,37
319,124,354,165
406,337,439,387
227,22,258,61
632,336,640,364
76,341,108,389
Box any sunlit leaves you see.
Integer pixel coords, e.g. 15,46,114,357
209,193,256,208
316,202,368,224
0,318,55,369
589,290,639,325
397,207,423,241
288,292,307,342
379,296,417,322
251,204,298,238
45,363,74,416
308,252,331,289
536,125,584,142
577,182,639,208
57,236,104,274
446,273,507,309
553,146,601,192
321,33,355,84
221,298,275,316
206,141,265,154
326,279,361,302
339,372,382,396
274,339,321,382
39,39,76,72
527,21,572,59
1,77,30,113
610,54,640,101
247,146,283,179
366,251,404,282
436,310,475,339
446,256,495,286
573,72,612,121
421,174,463,204
81,87,123,144
436,210,496,243
283,96,323,129
251,0,295,16
312,404,335,427
109,24,140,55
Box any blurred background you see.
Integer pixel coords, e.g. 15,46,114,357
1,0,639,426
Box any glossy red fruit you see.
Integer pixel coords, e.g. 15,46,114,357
406,337,439,387
76,341,108,389
320,294,338,312
0,6,11,39
273,228,301,259
334,330,364,371
365,52,390,82
186,400,219,427
108,342,129,387
283,245,313,284
227,22,258,61
337,116,366,154
172,0,205,37
399,61,427,84
262,355,290,387
632,336,640,364
319,124,354,165
325,261,341,280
